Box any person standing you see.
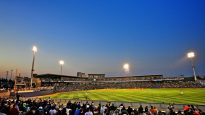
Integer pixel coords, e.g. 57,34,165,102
138,105,143,114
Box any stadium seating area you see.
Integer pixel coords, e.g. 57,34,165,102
54,81,204,92
0,97,204,115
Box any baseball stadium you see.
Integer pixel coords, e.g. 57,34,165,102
1,73,205,115
1,0,205,115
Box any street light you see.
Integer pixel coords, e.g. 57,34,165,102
187,51,197,81
123,63,130,73
59,60,64,75
31,46,37,88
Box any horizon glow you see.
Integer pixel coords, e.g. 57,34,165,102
0,0,205,78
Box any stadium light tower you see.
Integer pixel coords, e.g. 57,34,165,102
59,60,64,75
10,70,13,80
187,51,197,81
123,63,130,74
31,46,37,88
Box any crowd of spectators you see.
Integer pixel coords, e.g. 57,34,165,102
53,81,204,92
0,98,204,115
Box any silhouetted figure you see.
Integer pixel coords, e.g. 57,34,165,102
127,106,133,115
138,105,143,114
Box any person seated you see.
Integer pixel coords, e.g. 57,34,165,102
10,104,19,115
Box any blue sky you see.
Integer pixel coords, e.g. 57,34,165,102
0,0,205,78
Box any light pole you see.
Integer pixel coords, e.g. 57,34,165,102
59,60,64,75
187,51,197,81
10,70,13,88
10,70,13,80
6,71,9,80
31,46,37,88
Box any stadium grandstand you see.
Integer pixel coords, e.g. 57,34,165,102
30,73,204,89
2,73,203,93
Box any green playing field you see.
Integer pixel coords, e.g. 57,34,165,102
43,88,205,105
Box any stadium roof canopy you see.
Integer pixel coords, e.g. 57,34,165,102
35,74,79,78
106,74,163,78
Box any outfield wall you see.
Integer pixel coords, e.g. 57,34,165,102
10,90,54,97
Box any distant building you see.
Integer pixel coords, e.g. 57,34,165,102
77,72,86,77
88,74,105,79
16,76,30,88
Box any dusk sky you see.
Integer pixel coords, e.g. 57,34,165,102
0,0,205,78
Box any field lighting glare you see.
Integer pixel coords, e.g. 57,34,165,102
59,60,64,65
32,46,37,53
123,63,130,72
187,52,195,58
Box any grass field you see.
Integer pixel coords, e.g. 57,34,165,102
42,88,205,105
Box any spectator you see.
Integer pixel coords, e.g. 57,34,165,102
121,106,129,115
177,110,182,115
85,109,93,115
49,106,57,115
150,106,158,115
100,105,106,115
10,104,19,115
138,105,143,114
145,106,149,113
74,107,81,115
127,106,133,115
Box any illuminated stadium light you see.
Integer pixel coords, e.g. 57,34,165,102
187,51,197,81
59,60,64,75
59,60,64,65
123,63,130,73
31,45,38,88
32,46,37,53
187,52,195,58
